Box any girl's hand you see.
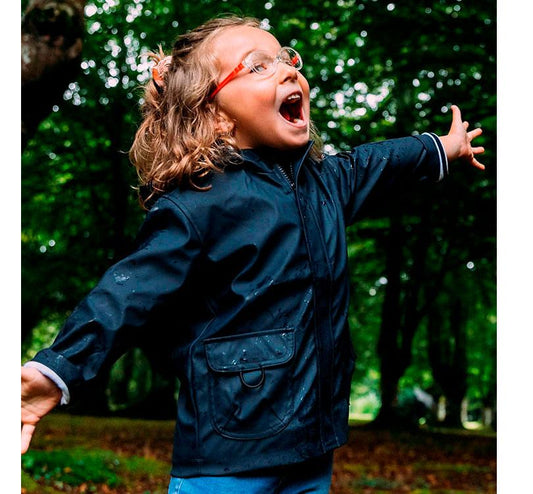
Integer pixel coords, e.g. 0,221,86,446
439,105,485,170
21,366,62,454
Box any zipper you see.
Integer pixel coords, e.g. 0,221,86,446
277,163,296,190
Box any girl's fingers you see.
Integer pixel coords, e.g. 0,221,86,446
450,104,462,125
468,128,483,140
449,104,485,170
21,423,35,454
471,158,485,170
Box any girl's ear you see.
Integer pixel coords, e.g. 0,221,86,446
214,110,235,135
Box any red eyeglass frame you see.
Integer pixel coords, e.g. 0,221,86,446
209,62,247,100
208,47,302,101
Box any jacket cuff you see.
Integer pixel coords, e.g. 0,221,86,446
24,361,71,405
420,132,449,181
27,348,84,403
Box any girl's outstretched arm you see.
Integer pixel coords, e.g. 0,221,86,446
439,105,485,170
21,366,62,454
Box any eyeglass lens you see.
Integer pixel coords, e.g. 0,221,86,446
246,48,302,75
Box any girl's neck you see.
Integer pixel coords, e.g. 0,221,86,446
245,145,307,166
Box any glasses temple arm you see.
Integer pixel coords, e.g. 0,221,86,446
209,62,245,100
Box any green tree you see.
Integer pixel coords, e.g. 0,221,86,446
22,0,496,423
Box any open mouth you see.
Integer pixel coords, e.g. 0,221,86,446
279,93,304,124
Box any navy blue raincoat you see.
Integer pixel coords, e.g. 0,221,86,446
31,133,447,476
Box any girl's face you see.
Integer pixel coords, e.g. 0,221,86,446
211,26,311,151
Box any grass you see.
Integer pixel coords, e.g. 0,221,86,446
21,414,174,493
21,447,169,493
22,448,169,491
21,413,496,493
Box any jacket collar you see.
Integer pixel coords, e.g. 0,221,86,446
240,141,315,179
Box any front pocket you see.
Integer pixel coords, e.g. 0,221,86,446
203,328,295,440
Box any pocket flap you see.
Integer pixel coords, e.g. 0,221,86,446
204,328,295,373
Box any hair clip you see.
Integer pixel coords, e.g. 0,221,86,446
152,56,172,91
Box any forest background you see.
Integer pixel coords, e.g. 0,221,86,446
13,0,529,490
21,0,496,427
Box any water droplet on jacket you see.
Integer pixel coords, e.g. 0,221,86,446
113,273,130,284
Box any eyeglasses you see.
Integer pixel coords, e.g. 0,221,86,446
209,46,303,100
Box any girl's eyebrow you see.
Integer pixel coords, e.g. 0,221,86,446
240,44,283,61
219,48,253,70
241,49,256,60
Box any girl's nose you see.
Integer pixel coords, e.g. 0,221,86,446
278,62,298,83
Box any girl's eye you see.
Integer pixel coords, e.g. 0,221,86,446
251,61,270,73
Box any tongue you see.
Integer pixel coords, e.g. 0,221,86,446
280,104,292,121
280,102,301,122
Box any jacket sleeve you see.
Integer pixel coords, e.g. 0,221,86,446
329,132,448,225
29,195,202,400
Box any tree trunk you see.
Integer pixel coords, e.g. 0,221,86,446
374,210,432,428
442,299,468,427
21,0,86,149
374,212,404,427
428,298,468,428
108,98,133,260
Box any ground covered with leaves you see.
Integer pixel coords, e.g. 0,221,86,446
21,413,495,493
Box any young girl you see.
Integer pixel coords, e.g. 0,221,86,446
21,15,485,494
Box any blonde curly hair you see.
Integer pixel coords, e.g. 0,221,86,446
129,15,322,209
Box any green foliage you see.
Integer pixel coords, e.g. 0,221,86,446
107,348,153,411
353,475,402,490
22,448,121,487
22,0,496,420
21,447,169,491
21,315,65,363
